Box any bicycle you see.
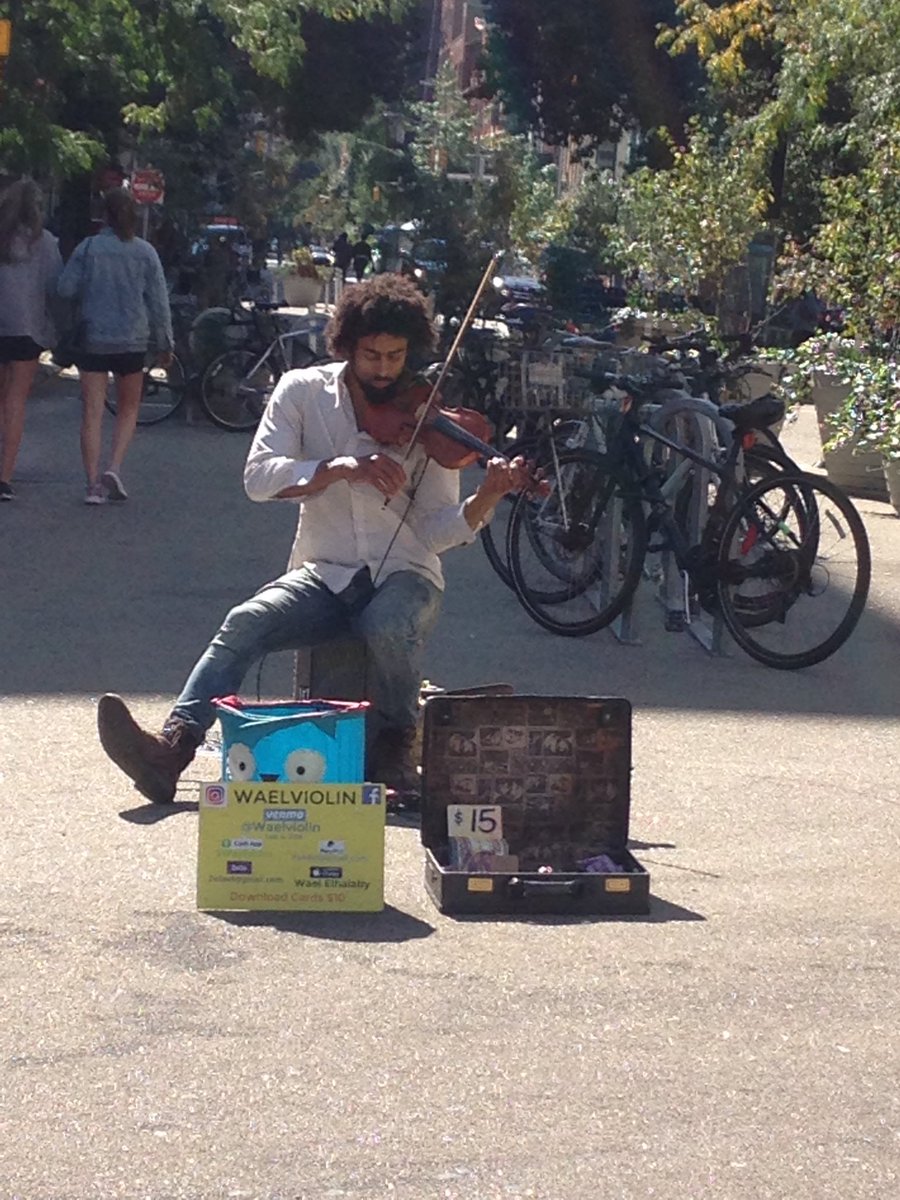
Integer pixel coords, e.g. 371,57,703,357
505,387,870,669
102,353,189,426
199,301,326,431
479,340,800,593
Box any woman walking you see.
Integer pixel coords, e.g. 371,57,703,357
0,180,63,501
58,187,173,504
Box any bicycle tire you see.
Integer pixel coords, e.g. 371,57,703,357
716,472,870,669
200,349,278,431
479,434,550,589
507,450,648,636
103,355,187,426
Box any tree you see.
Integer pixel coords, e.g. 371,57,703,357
482,0,696,165
0,0,419,180
607,121,771,326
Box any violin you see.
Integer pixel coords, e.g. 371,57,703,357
356,371,497,470
357,249,548,498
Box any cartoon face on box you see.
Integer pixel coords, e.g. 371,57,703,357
214,700,366,784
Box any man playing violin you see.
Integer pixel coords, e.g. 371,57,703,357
97,274,532,805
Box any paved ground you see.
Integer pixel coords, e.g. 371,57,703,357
1,372,899,1199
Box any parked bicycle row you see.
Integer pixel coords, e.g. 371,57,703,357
477,367,869,670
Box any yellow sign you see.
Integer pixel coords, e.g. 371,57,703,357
0,21,10,59
197,782,385,912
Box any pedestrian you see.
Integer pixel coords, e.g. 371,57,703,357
58,187,173,505
351,233,372,281
0,180,63,502
331,231,352,279
97,273,532,805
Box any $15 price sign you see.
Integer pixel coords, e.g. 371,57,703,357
446,804,503,838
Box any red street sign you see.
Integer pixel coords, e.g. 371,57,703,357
131,169,165,205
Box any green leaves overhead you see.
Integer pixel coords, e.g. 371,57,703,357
0,0,415,176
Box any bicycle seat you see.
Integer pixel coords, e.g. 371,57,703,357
719,394,785,430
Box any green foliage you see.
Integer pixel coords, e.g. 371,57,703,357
0,0,416,180
607,122,770,318
811,125,900,337
484,0,692,163
407,62,476,177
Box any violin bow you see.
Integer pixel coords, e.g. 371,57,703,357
371,249,504,584
397,248,505,464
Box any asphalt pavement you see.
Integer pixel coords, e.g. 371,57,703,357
1,369,898,1200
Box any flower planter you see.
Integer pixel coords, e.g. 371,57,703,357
281,274,323,308
812,373,888,501
883,458,900,517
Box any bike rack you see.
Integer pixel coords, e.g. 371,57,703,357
607,394,731,656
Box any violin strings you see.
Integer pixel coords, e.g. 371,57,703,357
371,456,431,588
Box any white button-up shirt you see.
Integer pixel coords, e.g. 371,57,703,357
243,361,477,592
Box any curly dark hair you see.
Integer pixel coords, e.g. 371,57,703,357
326,273,436,360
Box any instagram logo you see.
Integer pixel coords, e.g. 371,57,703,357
204,785,227,807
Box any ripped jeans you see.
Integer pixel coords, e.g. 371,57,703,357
170,566,442,737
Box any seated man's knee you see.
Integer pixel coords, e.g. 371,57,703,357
213,597,278,656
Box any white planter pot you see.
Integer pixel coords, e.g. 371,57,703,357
812,375,888,501
281,275,323,308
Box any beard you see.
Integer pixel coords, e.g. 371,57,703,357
353,368,406,406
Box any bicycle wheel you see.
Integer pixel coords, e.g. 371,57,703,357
507,450,647,636
200,349,277,431
103,355,187,425
716,473,870,669
479,434,551,589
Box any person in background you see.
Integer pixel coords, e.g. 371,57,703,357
0,180,63,502
351,234,373,281
331,231,352,280
58,187,173,505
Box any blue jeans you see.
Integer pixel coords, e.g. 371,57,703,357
170,566,442,736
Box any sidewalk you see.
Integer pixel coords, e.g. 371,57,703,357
1,381,898,1199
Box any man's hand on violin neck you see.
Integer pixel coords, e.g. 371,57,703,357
480,456,533,501
345,453,407,499
464,456,533,531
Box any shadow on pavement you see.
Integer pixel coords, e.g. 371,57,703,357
442,896,705,925
119,800,199,824
209,904,435,942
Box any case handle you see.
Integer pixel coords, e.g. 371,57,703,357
507,876,583,899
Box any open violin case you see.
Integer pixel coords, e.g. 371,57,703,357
420,694,650,916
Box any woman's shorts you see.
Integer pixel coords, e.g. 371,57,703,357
0,336,43,364
75,351,146,377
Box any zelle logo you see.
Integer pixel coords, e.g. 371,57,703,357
227,861,252,875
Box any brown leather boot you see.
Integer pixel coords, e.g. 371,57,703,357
97,693,201,804
368,727,420,800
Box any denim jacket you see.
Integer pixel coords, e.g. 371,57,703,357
57,228,173,354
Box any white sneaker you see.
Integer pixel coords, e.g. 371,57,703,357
100,470,127,501
84,485,107,505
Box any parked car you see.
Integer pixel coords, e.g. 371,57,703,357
410,238,448,290
308,245,335,268
486,255,545,313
